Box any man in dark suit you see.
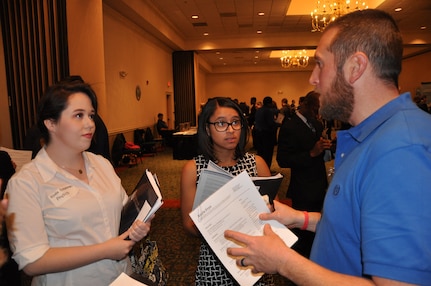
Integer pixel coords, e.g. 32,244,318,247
276,91,331,258
254,96,277,169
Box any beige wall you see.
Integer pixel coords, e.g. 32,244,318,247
103,4,174,136
204,70,314,108
399,51,431,96
67,0,107,117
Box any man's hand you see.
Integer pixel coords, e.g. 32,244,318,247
225,224,291,274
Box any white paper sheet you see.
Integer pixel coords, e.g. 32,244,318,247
190,171,298,285
109,272,148,286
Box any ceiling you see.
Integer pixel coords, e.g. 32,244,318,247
105,0,431,72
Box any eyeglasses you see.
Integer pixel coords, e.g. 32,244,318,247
208,120,242,132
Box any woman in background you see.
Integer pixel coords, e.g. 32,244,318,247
6,80,152,285
181,97,274,285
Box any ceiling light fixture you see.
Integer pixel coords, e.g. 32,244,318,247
311,1,368,32
280,50,309,68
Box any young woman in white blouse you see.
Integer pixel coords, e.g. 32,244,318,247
6,79,152,285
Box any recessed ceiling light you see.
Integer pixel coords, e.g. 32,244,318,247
219,57,224,60
420,26,427,30
216,51,221,54
203,32,209,36
257,30,262,34
394,7,402,12
191,15,199,19
258,12,265,16
254,55,259,59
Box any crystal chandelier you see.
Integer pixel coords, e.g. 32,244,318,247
280,50,309,68
311,1,368,32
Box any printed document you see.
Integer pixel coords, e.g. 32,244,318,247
190,171,298,285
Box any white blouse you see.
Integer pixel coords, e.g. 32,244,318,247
6,148,130,285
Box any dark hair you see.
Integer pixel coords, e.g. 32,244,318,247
325,9,403,88
37,81,98,145
263,96,273,106
303,91,320,106
197,97,249,162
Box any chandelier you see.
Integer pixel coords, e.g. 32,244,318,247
311,1,368,32
280,50,309,68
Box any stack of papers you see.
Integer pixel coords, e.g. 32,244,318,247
190,169,297,285
193,160,283,209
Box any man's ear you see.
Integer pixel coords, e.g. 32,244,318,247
346,52,368,84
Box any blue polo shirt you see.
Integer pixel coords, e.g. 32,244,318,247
310,93,431,284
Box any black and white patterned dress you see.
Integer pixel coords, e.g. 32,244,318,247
194,153,275,286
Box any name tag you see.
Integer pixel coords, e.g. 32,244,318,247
48,185,78,206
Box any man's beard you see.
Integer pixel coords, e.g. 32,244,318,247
320,71,354,123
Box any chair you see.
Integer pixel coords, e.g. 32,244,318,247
155,123,175,148
112,133,142,167
134,128,157,156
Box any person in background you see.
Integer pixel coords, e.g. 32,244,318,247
23,124,44,159
253,96,277,169
248,97,258,148
87,113,111,161
276,91,330,258
0,151,20,286
290,99,296,111
296,96,305,111
239,101,250,117
248,97,257,127
156,113,174,147
225,9,431,285
414,94,429,113
6,79,152,285
279,98,292,121
181,97,274,286
156,113,169,133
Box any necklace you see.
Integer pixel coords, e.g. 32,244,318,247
61,165,83,174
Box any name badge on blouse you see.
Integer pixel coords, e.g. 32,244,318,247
48,185,79,207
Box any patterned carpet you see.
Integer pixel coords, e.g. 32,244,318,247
116,146,297,285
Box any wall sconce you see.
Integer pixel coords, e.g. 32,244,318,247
119,71,128,78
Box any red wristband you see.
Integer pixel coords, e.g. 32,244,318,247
301,211,309,230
